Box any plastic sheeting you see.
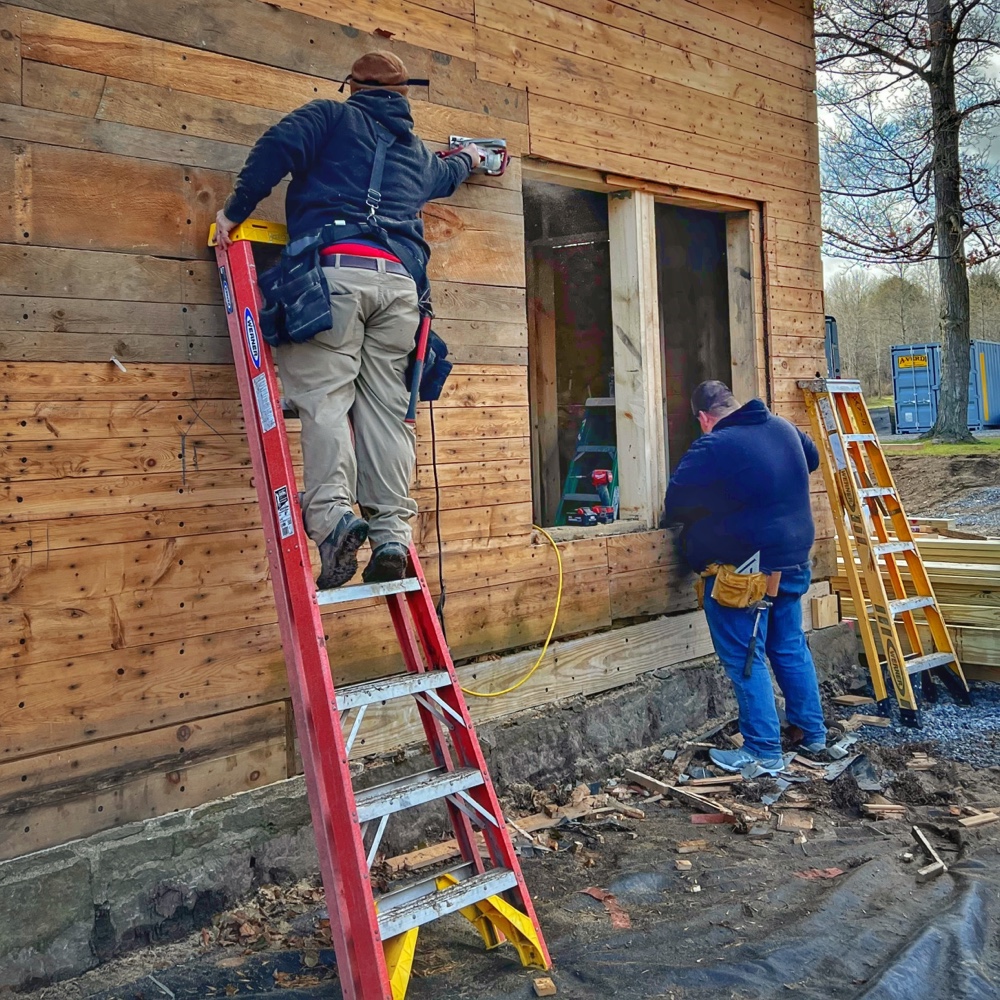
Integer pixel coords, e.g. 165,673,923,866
86,852,1000,1000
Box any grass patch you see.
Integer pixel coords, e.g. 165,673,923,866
883,438,1000,457
866,396,895,409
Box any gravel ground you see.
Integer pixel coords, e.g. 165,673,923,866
841,680,1000,766
886,452,1000,534
922,485,1000,535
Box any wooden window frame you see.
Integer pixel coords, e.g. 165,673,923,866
524,161,765,535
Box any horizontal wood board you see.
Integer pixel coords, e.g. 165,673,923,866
1,0,826,859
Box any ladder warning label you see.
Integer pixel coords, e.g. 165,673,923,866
219,265,233,314
273,486,295,539
252,373,277,432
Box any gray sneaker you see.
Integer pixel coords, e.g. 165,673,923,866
709,747,786,777
316,513,369,589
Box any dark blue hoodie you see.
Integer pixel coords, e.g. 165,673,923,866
224,91,472,297
662,400,820,573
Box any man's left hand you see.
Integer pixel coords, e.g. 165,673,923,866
215,209,237,248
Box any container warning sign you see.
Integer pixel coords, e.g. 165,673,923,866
897,354,928,369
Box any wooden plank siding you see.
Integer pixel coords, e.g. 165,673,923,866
0,0,827,858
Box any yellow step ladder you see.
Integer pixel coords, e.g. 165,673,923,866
799,378,969,724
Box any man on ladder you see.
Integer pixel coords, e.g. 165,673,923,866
215,51,482,588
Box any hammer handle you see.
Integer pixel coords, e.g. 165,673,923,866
405,314,432,425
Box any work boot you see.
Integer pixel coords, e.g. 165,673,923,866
316,513,369,589
709,748,785,778
363,542,409,584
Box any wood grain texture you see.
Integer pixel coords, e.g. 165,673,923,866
0,4,21,105
0,0,829,862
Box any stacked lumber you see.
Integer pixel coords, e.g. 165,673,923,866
834,532,1000,677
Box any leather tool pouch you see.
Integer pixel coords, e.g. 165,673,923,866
257,236,332,347
405,328,453,402
699,563,769,610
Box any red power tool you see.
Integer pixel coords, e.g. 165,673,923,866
437,136,509,177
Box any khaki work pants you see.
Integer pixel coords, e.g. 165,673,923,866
275,261,420,548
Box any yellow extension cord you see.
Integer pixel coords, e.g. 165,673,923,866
460,525,564,699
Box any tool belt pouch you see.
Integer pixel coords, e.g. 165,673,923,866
405,328,453,402
706,563,768,610
257,237,332,347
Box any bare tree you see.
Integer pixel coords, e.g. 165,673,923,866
817,0,1000,440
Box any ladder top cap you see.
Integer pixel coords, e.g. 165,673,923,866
208,218,289,247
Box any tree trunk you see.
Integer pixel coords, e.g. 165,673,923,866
927,0,974,441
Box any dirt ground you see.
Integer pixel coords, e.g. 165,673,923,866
21,708,1000,1000
887,452,1000,533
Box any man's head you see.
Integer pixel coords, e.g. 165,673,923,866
348,51,410,96
690,380,740,435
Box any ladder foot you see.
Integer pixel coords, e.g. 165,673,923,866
384,927,419,1000
436,873,549,970
899,707,921,728
920,671,940,704
933,665,973,705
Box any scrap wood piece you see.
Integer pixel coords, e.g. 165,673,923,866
727,731,745,748
862,803,908,817
912,826,947,869
959,812,1000,828
832,694,877,707
917,861,946,882
793,867,846,880
777,812,815,832
853,714,892,728
676,838,709,854
793,754,827,770
690,812,738,825
580,887,631,929
386,800,597,873
665,785,735,815
623,769,670,795
687,775,743,787
533,977,558,997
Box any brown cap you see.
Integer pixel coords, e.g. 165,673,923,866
348,51,409,96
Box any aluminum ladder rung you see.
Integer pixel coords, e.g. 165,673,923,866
906,652,958,675
336,670,453,712
316,576,422,606
888,595,936,617
843,433,878,443
564,493,601,502
377,867,518,941
871,541,916,557
355,767,485,824
858,486,896,499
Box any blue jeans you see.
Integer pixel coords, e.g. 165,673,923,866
703,563,826,760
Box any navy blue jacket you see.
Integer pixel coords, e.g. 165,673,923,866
662,400,820,573
224,91,472,298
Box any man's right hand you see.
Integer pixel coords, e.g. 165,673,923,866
462,143,482,170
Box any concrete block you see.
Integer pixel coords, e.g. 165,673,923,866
0,851,95,989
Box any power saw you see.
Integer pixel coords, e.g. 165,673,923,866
439,135,509,177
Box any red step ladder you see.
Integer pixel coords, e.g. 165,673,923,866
210,220,551,999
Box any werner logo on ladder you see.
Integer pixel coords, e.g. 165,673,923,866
207,48,549,1000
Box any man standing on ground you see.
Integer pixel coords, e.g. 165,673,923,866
662,381,829,777
216,52,481,587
